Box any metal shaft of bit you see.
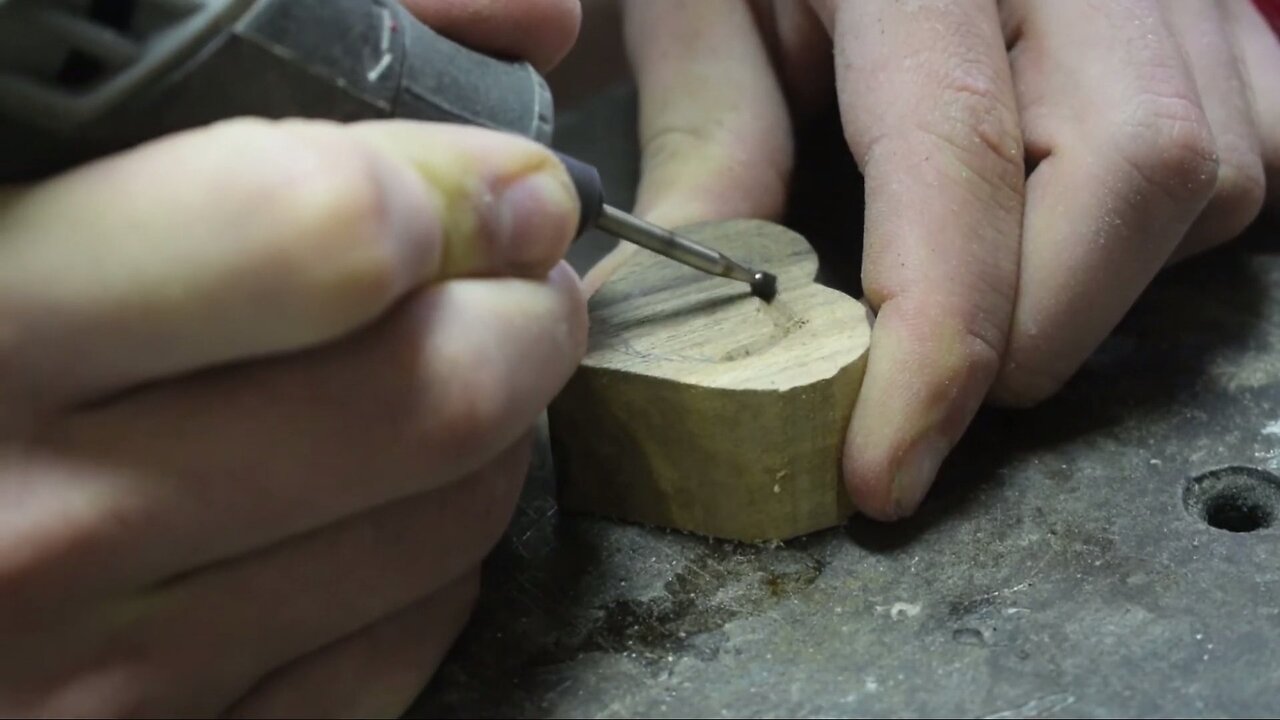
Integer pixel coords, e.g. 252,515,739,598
595,205,778,301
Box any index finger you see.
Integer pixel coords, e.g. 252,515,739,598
811,0,1025,519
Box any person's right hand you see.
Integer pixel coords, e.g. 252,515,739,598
0,116,586,716
618,0,1280,522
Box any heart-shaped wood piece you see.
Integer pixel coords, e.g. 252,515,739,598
549,219,871,541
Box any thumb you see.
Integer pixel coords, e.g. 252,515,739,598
348,120,581,280
584,0,793,296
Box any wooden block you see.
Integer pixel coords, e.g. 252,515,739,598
548,219,872,542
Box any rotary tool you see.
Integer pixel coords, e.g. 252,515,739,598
0,0,777,300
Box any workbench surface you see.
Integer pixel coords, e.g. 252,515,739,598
410,86,1280,718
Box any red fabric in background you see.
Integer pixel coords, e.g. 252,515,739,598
1257,0,1280,36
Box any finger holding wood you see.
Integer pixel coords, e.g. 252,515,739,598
551,219,870,542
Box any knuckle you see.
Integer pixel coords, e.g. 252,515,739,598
640,125,708,172
640,124,791,220
220,119,406,327
908,62,1026,207
868,293,1007,407
276,127,403,317
863,283,1013,373
931,319,1005,411
1112,93,1219,205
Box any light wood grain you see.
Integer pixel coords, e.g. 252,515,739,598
548,219,871,542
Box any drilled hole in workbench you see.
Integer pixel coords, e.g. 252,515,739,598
1205,496,1270,533
1183,466,1280,533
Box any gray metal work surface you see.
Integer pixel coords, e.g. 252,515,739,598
411,86,1280,718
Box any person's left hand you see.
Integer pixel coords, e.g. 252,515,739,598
615,0,1280,521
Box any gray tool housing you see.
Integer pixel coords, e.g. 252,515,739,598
0,0,554,182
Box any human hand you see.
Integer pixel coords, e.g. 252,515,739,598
0,1,586,715
620,0,1280,521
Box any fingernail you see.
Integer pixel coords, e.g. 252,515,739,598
496,170,578,276
892,431,952,517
